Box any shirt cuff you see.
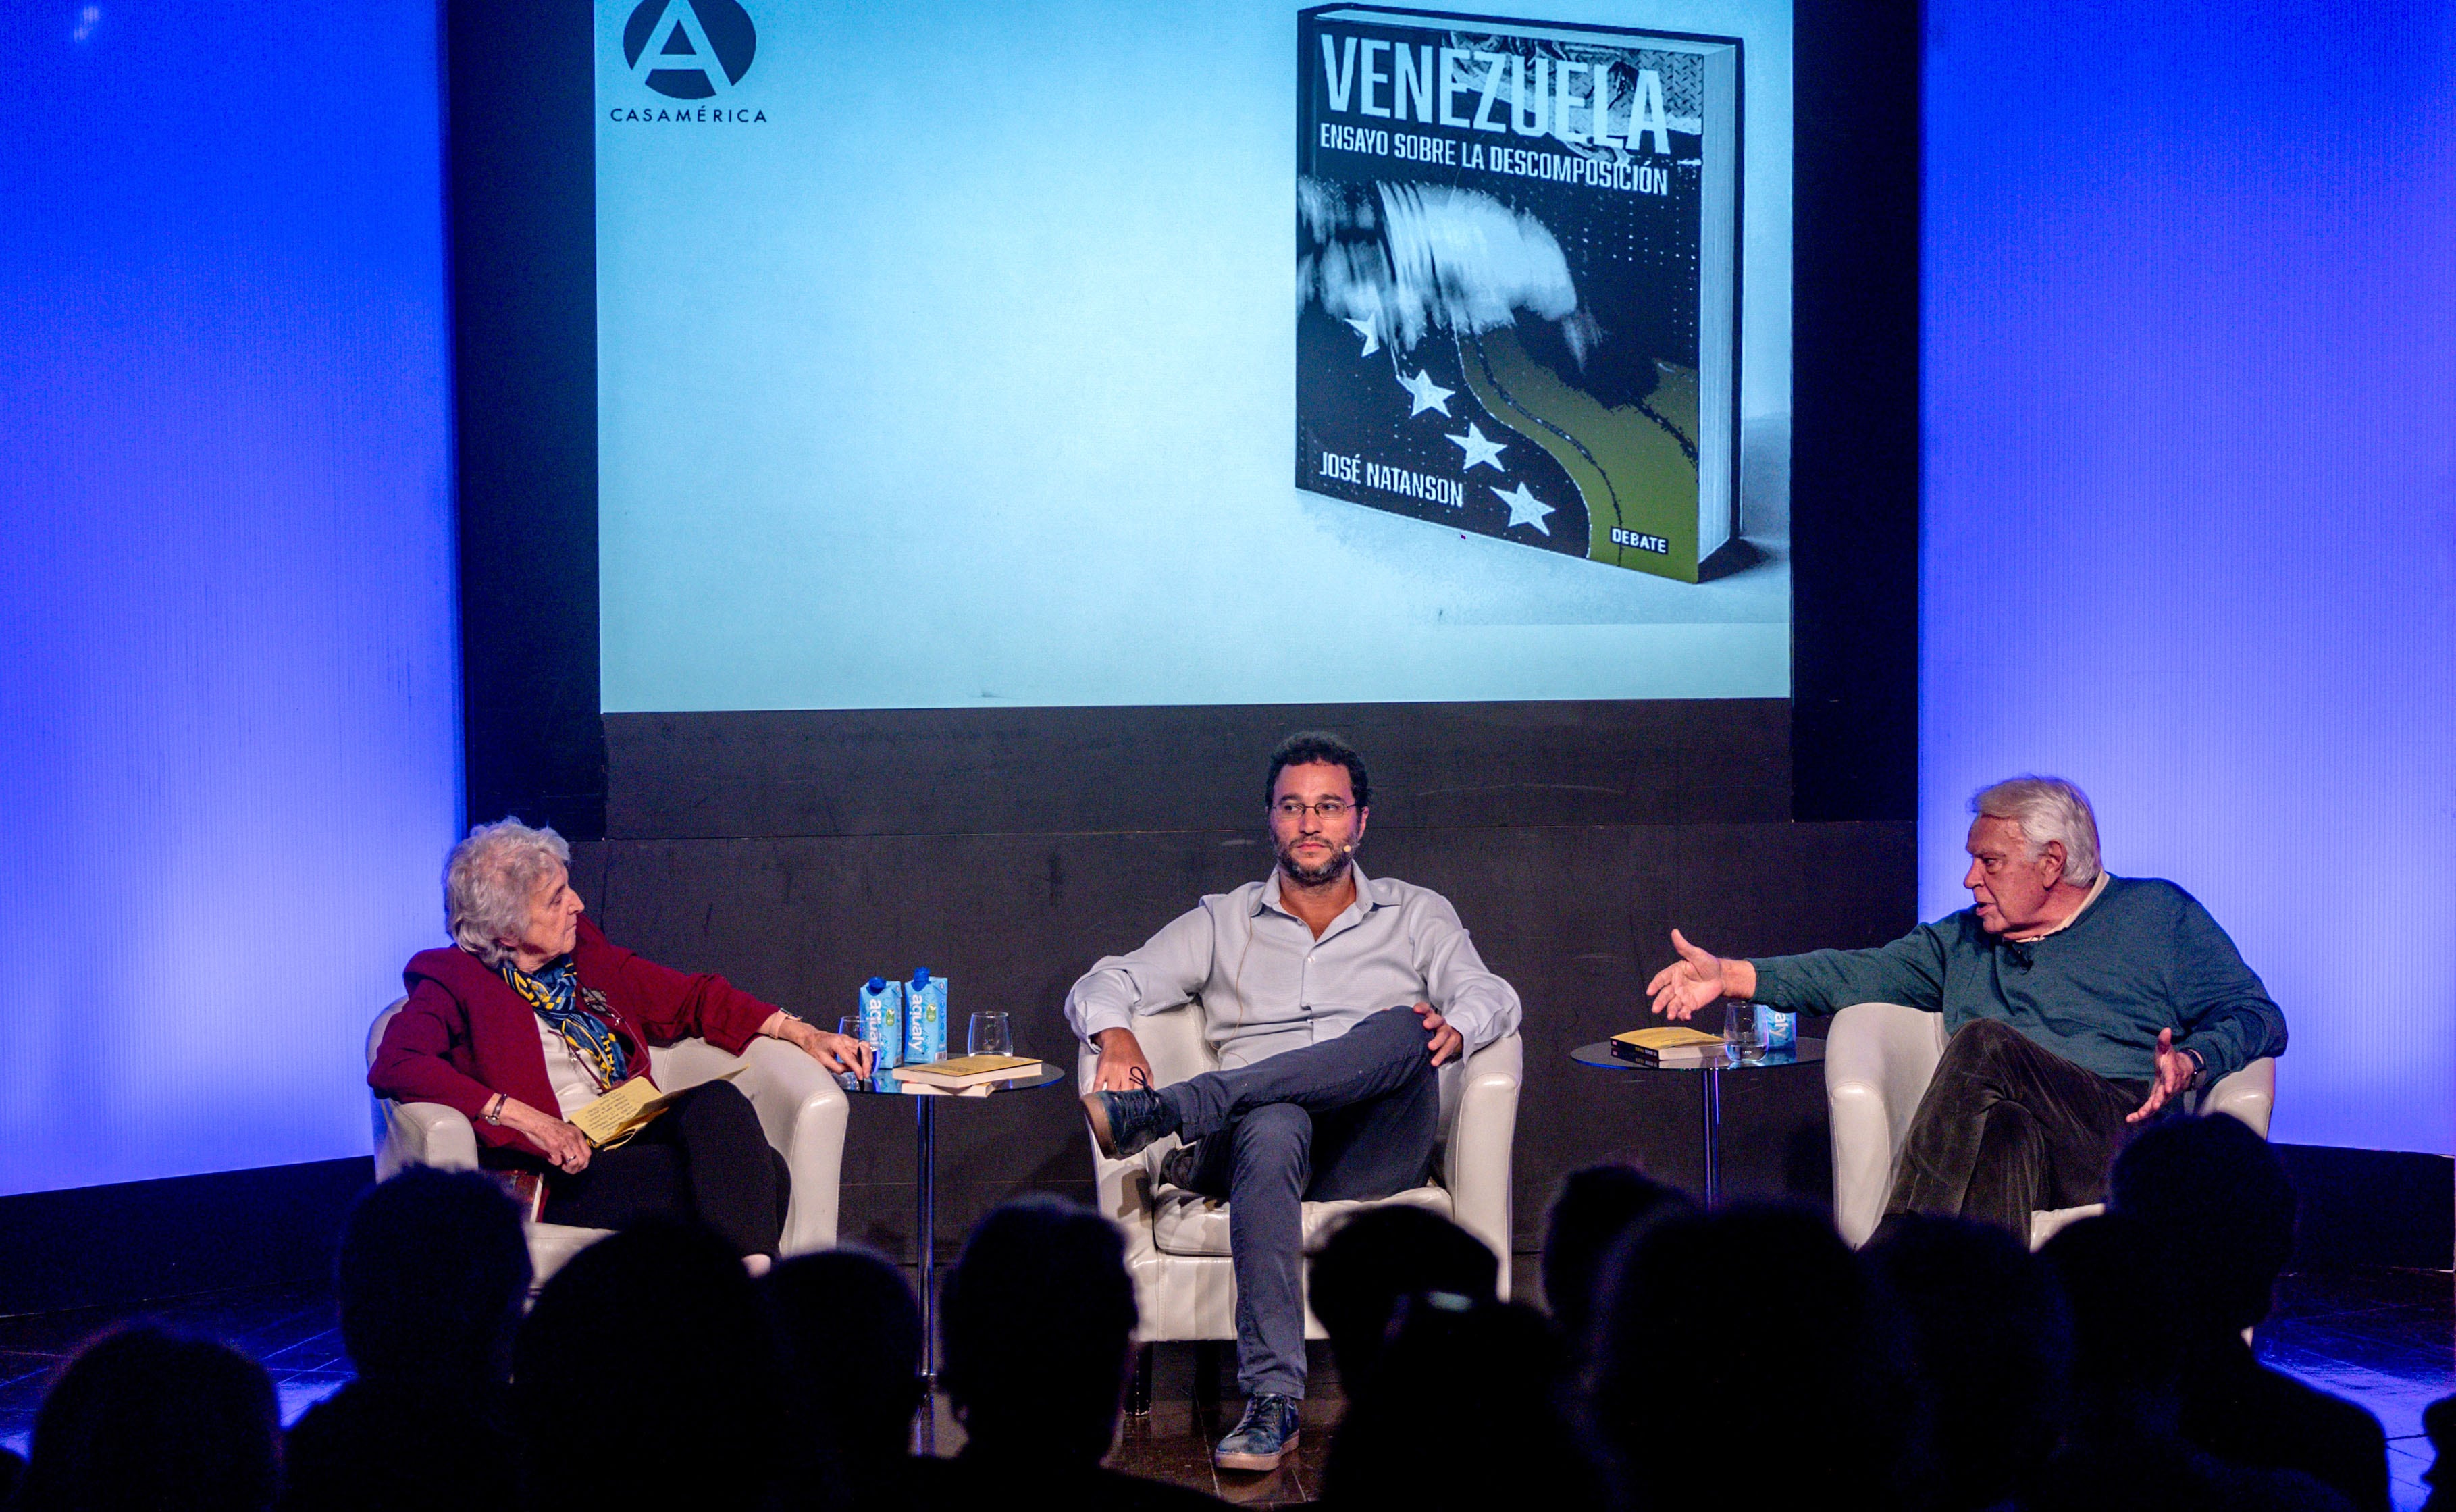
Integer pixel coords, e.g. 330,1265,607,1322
1744,958,1786,1003
1073,999,1136,1043
1444,999,1500,1055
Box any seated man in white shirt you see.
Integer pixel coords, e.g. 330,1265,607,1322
1069,733,1523,1474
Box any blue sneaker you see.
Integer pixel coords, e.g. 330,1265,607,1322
1214,1392,1301,1472
1080,1087,1176,1160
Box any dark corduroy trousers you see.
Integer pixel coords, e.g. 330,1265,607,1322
1888,1017,2153,1236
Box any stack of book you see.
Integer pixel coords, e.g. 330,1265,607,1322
1609,1027,1731,1066
894,1054,1044,1091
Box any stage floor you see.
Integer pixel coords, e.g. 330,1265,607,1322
0,1266,2446,1507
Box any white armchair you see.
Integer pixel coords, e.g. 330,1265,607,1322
1824,1001,2277,1250
1078,1008,1523,1351
367,999,851,1284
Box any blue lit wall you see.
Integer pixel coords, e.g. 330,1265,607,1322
0,3,459,1195
1924,1,2456,1153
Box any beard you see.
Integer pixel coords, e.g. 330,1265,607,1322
1276,837,1354,889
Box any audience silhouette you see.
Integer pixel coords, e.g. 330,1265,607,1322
1324,1293,1602,1510
1538,1164,1692,1363
764,1247,922,1509
514,1217,791,1512
2029,1212,2349,1511
2423,1392,2455,1512
1589,1203,1926,1512
16,1325,279,1512
282,1167,530,1511
1867,1214,2070,1511
935,1194,1221,1508
2110,1114,2388,1512
1306,1205,1499,1390
0,1114,2423,1512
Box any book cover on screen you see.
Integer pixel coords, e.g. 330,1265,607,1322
1297,6,1744,582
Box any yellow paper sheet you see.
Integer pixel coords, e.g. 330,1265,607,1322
569,1070,739,1147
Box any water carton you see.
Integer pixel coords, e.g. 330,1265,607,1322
858,975,904,1072
906,970,948,1064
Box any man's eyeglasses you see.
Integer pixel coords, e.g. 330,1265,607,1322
1272,799,1352,821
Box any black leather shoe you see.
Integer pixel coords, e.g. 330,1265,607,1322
1215,1392,1301,1472
1081,1087,1175,1160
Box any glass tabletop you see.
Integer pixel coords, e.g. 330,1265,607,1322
1569,1037,1827,1072
841,1062,1070,1097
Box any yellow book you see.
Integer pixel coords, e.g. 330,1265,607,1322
1613,1027,1727,1051
569,1070,739,1147
892,1055,1043,1090
1609,1026,1731,1065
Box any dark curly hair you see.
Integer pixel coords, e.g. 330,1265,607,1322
1265,731,1370,810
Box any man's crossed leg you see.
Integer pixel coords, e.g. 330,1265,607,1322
1887,1016,2153,1235
1081,1006,1440,1438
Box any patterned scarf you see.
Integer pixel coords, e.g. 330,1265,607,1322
498,955,629,1091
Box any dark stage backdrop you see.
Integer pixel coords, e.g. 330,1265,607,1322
450,0,1928,1259
573,702,1915,1257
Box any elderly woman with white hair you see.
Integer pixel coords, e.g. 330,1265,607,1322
1644,775,2289,1236
370,818,871,1268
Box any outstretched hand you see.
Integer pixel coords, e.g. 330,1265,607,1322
1646,929,1738,1021
2128,1027,2199,1123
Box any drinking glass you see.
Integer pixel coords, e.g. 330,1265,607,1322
968,1011,1014,1058
835,1016,866,1091
1723,1000,1764,1062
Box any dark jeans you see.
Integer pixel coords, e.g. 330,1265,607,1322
538,1080,790,1258
1889,1017,2151,1236
1164,1006,1440,1399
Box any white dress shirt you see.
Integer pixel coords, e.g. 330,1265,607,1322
1064,864,1522,1069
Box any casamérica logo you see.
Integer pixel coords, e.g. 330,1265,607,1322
623,0,756,99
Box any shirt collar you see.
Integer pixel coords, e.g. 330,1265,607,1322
2004,872,2111,943
1257,862,1377,922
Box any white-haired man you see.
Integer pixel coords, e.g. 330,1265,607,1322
1648,776,2288,1235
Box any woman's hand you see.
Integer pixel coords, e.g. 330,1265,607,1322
497,1099,592,1174
764,1011,874,1078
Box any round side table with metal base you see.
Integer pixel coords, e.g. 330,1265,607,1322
1569,1037,1825,1205
843,1062,1068,1451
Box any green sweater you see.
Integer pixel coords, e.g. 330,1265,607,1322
1749,876,2289,1083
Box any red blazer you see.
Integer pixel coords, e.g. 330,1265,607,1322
369,918,778,1160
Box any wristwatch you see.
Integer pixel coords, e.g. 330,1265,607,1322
483,1093,506,1125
